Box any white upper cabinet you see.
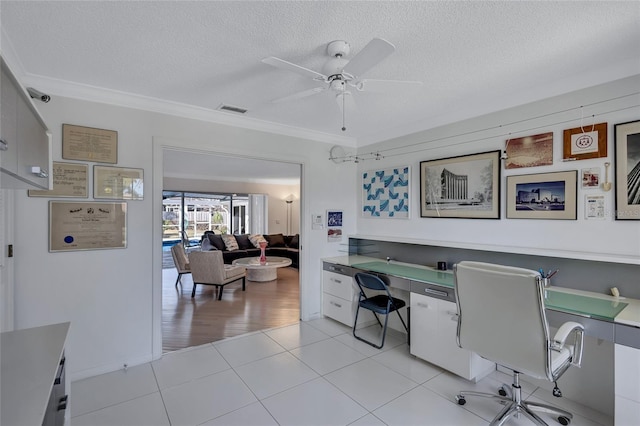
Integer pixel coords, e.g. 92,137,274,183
1,58,51,190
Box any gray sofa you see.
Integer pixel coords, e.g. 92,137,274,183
201,232,299,268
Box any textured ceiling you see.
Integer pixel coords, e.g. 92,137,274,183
2,1,639,148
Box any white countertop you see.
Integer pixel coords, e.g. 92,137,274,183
1,322,70,426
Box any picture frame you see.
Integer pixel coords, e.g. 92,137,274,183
506,170,577,220
94,165,144,200
581,167,600,189
505,132,553,169
420,150,501,219
62,124,118,164
614,120,640,220
28,161,88,198
362,166,410,218
326,210,342,242
49,201,127,252
563,122,607,161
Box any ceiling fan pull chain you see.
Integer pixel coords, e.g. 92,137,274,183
342,89,347,131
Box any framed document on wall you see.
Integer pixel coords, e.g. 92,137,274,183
49,201,127,252
28,162,88,198
94,166,144,200
62,124,118,163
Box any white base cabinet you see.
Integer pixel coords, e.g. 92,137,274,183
615,344,640,426
410,292,494,381
322,269,355,326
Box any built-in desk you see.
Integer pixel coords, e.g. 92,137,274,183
322,255,640,425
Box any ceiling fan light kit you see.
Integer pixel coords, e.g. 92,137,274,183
262,37,423,131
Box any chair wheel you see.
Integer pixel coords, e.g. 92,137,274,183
455,395,466,405
498,387,507,397
558,416,570,425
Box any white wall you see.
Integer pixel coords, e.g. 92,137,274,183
356,75,640,265
13,96,356,380
164,176,300,235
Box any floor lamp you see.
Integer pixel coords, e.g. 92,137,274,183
286,199,293,235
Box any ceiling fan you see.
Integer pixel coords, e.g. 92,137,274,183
262,38,422,130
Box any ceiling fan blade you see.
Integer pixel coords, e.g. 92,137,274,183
271,86,326,104
357,79,423,92
262,57,327,81
342,38,395,78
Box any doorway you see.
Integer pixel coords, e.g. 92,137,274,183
161,150,301,352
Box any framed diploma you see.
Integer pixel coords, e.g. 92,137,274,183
28,162,88,198
94,166,144,200
49,201,127,252
62,124,118,163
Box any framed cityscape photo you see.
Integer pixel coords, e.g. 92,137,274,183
506,171,577,220
420,150,500,219
614,120,640,220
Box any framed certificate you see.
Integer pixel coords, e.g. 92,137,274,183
28,162,88,198
94,165,144,200
62,124,118,163
49,201,127,252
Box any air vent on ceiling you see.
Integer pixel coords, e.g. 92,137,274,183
218,104,248,114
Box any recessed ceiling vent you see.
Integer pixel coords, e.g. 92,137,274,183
218,104,248,114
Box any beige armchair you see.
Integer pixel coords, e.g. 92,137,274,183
189,251,246,300
170,244,191,287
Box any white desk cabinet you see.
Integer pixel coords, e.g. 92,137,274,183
614,343,640,425
410,291,494,381
322,266,355,326
1,57,51,189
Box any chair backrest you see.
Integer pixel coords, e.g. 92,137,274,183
170,243,189,273
188,250,226,284
454,261,551,380
354,272,391,296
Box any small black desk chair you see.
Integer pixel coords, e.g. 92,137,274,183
353,272,408,349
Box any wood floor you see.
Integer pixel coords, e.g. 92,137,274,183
162,265,300,353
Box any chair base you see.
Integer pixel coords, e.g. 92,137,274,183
456,372,573,426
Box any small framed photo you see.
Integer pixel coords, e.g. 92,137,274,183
420,150,501,219
94,165,144,200
506,170,578,220
581,167,600,188
505,132,553,169
563,122,607,161
614,120,640,220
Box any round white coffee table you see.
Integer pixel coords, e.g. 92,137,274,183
232,256,292,282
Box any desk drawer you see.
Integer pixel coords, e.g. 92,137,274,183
323,293,353,326
323,263,354,276
323,271,354,300
410,281,455,303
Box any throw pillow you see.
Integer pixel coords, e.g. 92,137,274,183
234,234,253,250
248,234,267,248
201,237,217,251
221,234,239,251
289,234,299,248
265,233,286,247
207,233,226,251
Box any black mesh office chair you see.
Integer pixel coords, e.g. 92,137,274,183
353,272,408,349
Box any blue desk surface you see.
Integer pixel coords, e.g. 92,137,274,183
351,260,627,321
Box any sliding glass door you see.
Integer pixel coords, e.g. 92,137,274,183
162,191,254,242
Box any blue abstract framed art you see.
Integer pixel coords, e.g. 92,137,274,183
362,166,410,218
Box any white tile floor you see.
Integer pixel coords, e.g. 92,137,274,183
71,318,612,426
